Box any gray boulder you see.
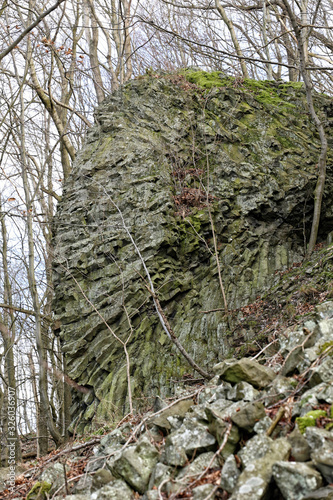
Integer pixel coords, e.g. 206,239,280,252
287,427,311,462
148,462,174,491
163,418,216,465
220,454,240,493
231,438,291,500
177,451,219,480
90,479,134,499
111,435,159,494
192,484,217,499
230,401,266,432
213,358,275,388
305,427,333,452
238,434,274,468
301,487,333,499
148,399,194,431
272,461,323,500
311,447,333,483
227,381,259,402
39,463,69,496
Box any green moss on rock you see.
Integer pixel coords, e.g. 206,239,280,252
27,481,52,500
53,71,333,428
296,410,327,434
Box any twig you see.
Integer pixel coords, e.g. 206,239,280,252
251,338,278,360
266,406,285,436
42,438,101,467
279,327,315,374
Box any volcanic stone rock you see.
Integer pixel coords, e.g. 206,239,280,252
163,418,216,464
52,73,333,428
311,447,333,483
220,454,240,493
227,381,259,402
213,358,275,388
148,399,193,431
230,401,266,432
272,461,323,500
90,480,134,500
231,438,291,499
238,434,274,468
111,436,159,494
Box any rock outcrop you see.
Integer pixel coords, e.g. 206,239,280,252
52,71,333,428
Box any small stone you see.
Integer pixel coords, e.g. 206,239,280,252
74,474,93,495
230,401,266,432
206,411,240,459
163,418,216,464
148,399,194,431
148,463,173,490
213,358,275,389
309,357,333,387
272,461,323,500
280,346,304,376
144,490,160,500
238,434,273,468
198,382,233,404
316,301,333,320
253,416,272,434
305,427,333,452
90,479,134,499
263,376,297,405
177,452,219,480
153,396,167,412
287,427,311,462
220,454,240,493
232,438,291,499
39,463,69,495
192,483,216,500
111,435,159,494
227,381,259,402
311,447,333,483
301,486,333,499
91,469,114,491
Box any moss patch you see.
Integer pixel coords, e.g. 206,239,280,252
27,481,52,500
296,410,327,434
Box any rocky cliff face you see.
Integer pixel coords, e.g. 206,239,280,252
52,71,333,431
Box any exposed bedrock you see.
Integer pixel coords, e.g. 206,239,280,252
52,72,333,430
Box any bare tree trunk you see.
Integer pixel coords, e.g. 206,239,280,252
19,86,63,449
0,199,21,462
215,0,249,78
281,0,328,256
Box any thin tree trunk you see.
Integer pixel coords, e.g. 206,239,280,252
215,0,249,78
281,0,328,256
19,87,63,449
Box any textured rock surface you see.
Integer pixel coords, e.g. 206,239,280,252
52,72,333,426
110,436,159,494
272,461,323,500
213,358,276,388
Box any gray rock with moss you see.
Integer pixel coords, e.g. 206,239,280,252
272,461,323,500
90,479,134,499
52,70,333,428
111,436,159,494
230,438,291,499
213,358,276,388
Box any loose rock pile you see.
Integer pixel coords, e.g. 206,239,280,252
29,301,333,499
